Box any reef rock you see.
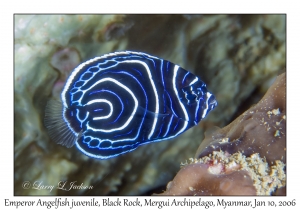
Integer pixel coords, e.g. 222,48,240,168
14,15,285,195
160,73,286,195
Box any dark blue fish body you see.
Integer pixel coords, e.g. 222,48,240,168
45,51,217,159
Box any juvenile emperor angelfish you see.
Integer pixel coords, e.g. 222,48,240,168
45,51,217,159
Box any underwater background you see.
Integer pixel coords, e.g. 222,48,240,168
14,14,286,195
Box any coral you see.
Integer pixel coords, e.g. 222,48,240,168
160,73,286,195
160,152,257,196
50,47,81,98
97,17,134,42
14,15,285,195
196,73,286,166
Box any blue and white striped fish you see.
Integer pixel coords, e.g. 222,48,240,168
45,51,217,159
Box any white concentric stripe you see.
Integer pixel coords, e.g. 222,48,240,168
163,114,174,137
75,140,137,159
62,107,79,137
202,92,212,118
195,97,200,122
86,99,113,120
76,109,89,127
83,77,138,132
62,56,103,108
61,51,159,136
121,60,159,139
173,65,189,135
189,77,198,85
61,51,155,108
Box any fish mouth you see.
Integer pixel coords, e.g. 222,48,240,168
209,96,218,111
210,98,218,110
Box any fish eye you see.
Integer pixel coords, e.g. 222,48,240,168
186,92,197,101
